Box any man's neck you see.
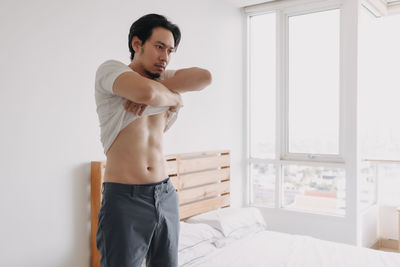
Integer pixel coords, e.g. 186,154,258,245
129,61,161,80
128,61,148,78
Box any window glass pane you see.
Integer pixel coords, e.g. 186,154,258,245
282,164,345,215
249,13,276,159
288,9,340,155
359,7,400,159
250,162,276,206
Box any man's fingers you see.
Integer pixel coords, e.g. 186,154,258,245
130,104,138,114
124,101,147,116
128,102,137,113
133,104,143,115
124,100,132,109
138,105,147,116
168,104,183,113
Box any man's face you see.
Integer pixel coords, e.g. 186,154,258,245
136,27,175,79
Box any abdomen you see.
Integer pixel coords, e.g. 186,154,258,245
103,112,168,184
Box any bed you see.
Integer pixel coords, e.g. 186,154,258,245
90,150,400,267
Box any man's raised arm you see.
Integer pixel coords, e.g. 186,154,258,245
161,67,212,94
113,71,182,107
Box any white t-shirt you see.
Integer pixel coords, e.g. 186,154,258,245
95,59,178,155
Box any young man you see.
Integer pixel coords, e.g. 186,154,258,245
94,14,212,267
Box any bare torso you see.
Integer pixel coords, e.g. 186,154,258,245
103,110,168,184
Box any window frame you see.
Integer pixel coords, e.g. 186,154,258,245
246,0,349,216
281,4,345,163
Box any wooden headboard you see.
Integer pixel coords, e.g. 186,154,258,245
90,150,231,267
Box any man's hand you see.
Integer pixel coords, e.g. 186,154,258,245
123,93,182,115
123,100,148,116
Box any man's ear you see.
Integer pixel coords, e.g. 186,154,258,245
131,36,143,53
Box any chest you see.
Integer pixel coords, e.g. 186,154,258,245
146,110,168,124
125,110,167,131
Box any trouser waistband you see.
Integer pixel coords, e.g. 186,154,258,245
102,177,170,194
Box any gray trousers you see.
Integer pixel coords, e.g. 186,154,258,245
96,177,180,267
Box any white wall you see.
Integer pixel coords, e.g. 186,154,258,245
379,205,399,240
361,205,399,247
259,208,357,243
361,205,379,247
0,1,244,266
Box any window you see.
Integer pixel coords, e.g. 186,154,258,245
248,12,277,207
282,164,345,215
248,6,345,215
358,6,400,209
287,9,340,157
250,162,276,206
249,12,276,159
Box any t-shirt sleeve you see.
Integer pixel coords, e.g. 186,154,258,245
96,60,133,95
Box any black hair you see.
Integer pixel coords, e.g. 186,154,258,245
128,14,181,60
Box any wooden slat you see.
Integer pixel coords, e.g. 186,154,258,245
178,181,230,205
165,160,178,175
165,150,229,160
178,181,230,204
372,239,400,253
398,208,400,251
179,168,230,189
90,162,103,267
169,176,179,190
179,154,230,173
380,239,399,250
179,194,230,219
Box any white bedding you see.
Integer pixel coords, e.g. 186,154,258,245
182,230,400,267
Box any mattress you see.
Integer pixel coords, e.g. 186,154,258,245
183,230,400,267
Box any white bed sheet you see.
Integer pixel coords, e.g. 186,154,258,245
182,230,400,267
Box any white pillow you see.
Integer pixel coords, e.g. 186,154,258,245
178,242,216,266
178,222,223,252
185,207,267,237
212,223,266,248
178,222,221,266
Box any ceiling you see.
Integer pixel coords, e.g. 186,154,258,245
225,0,400,8
223,0,275,8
